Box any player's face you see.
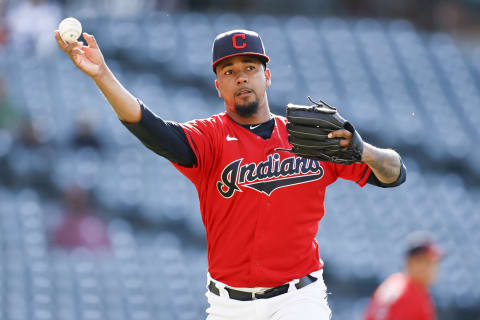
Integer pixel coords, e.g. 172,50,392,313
215,55,271,118
422,255,439,285
410,254,439,286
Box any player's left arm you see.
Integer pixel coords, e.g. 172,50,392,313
329,129,405,186
361,143,402,184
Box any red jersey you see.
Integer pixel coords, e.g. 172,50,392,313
364,273,436,320
173,112,371,287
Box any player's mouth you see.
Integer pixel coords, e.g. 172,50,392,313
235,88,253,98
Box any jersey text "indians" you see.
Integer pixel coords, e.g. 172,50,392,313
216,153,324,198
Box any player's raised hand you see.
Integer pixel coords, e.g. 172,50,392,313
55,31,106,79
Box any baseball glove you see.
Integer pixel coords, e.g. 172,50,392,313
278,97,364,165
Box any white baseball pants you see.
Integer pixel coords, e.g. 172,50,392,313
205,270,332,320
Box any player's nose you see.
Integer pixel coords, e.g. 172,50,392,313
236,72,248,84
236,76,248,84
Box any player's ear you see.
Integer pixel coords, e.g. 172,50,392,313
265,68,271,88
215,80,222,98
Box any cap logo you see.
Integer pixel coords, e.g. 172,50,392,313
232,34,247,49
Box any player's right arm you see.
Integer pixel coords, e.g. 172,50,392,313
54,31,197,167
54,31,141,123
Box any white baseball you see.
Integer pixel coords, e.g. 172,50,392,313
58,17,82,43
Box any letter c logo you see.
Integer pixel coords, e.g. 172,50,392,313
232,34,247,49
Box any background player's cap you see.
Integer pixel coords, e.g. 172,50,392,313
212,29,270,73
406,231,443,260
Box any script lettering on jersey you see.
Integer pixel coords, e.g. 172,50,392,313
216,153,324,198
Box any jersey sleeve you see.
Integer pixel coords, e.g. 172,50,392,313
171,116,223,185
121,101,197,167
326,162,371,187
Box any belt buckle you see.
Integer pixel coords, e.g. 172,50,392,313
251,288,270,300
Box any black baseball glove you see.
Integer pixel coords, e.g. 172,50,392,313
278,97,364,165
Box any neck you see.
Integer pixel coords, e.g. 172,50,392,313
227,96,271,125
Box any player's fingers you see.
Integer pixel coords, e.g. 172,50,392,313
328,129,351,139
339,138,351,149
72,48,84,55
328,129,352,149
54,30,68,51
83,32,98,49
65,41,83,55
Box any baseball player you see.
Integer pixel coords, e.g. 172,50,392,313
363,232,442,320
55,28,406,320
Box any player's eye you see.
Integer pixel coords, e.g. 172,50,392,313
225,70,233,75
247,65,255,71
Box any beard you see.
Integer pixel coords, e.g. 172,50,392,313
234,99,259,118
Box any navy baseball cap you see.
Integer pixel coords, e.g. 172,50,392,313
212,29,270,73
406,231,443,260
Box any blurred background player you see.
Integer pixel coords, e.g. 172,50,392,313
363,232,442,320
